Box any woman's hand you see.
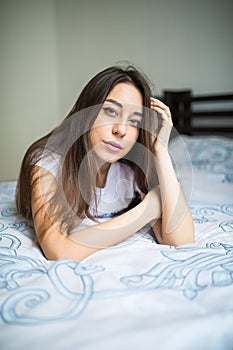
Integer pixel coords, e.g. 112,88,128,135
150,97,173,155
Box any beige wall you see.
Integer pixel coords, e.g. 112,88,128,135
0,0,59,181
1,0,233,181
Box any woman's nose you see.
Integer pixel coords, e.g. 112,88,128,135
112,122,127,137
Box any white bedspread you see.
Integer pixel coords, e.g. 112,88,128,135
0,135,233,350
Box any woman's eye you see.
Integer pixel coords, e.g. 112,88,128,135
129,119,142,127
103,107,117,117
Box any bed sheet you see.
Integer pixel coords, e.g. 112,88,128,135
0,135,233,350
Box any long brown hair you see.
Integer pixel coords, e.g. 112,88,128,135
16,65,157,238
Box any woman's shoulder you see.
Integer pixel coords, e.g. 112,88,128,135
35,149,62,178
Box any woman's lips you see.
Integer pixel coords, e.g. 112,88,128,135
103,141,123,152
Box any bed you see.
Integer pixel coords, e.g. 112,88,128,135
1,92,233,350
163,90,233,136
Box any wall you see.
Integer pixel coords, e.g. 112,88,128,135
54,0,150,117
0,0,59,181
145,0,233,94
0,0,233,181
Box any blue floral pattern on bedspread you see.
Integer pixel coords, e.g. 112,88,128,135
121,243,233,301
190,203,233,231
1,235,233,324
181,136,233,182
0,256,104,324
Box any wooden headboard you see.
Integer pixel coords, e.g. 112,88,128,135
163,90,233,136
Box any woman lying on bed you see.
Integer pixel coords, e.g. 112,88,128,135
16,65,194,261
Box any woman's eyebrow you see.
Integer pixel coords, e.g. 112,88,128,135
105,99,123,109
134,111,143,117
105,98,143,116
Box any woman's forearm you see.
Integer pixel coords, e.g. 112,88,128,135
69,192,161,248
40,192,161,262
154,150,194,245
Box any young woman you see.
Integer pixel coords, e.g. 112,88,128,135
16,65,194,262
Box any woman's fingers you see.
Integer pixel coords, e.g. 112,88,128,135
150,97,173,126
150,97,173,152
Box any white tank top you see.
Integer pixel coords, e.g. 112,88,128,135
36,152,140,230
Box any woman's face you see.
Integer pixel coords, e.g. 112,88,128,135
89,82,143,164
